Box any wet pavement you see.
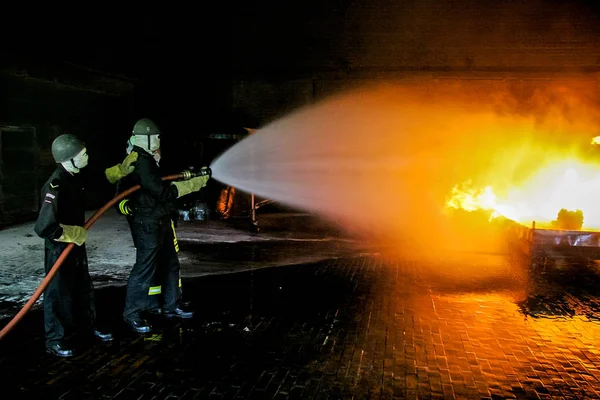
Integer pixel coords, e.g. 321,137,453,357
0,210,353,320
3,237,600,399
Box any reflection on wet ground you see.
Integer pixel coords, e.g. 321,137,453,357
177,239,361,277
3,242,600,398
0,237,360,320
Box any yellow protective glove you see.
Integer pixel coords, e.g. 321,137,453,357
171,175,209,198
55,224,88,246
105,151,139,184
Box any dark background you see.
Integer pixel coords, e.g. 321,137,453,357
1,1,600,225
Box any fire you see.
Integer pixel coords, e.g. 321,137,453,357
446,182,515,221
446,159,600,230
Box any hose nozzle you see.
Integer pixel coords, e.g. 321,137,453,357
181,167,212,180
199,166,212,177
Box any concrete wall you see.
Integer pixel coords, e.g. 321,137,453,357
230,79,316,126
229,71,600,130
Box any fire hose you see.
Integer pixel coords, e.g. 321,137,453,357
0,168,211,341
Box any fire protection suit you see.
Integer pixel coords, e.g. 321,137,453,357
34,134,137,352
35,165,94,348
116,144,180,315
123,145,207,322
122,119,208,329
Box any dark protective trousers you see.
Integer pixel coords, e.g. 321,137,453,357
146,219,181,310
123,217,181,320
43,244,95,347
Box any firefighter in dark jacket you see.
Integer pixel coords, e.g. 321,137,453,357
35,133,138,357
117,137,175,316
123,118,209,333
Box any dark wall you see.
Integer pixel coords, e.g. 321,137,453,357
131,73,239,177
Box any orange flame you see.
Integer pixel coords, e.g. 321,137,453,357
447,159,600,230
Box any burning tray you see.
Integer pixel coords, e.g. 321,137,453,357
508,221,600,268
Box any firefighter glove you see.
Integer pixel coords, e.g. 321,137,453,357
105,151,139,184
171,175,209,198
56,224,88,246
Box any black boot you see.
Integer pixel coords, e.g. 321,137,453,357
92,329,113,342
125,318,151,333
46,343,73,358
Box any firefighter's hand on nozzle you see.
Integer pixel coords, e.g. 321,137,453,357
195,174,210,189
55,224,88,246
172,175,209,198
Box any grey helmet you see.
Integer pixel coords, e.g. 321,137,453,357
132,118,161,135
51,134,85,163
132,118,161,152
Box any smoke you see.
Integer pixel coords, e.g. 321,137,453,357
211,78,600,259
342,0,600,70
552,209,584,230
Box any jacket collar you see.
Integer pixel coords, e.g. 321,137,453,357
133,145,154,159
57,164,75,178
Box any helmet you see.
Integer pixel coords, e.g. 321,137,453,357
51,134,85,163
132,118,161,135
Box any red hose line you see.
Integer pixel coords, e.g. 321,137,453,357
0,173,186,340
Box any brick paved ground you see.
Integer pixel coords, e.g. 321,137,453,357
3,246,600,399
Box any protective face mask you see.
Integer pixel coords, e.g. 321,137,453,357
126,135,135,154
73,148,89,169
134,134,160,154
149,135,160,152
62,148,88,174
